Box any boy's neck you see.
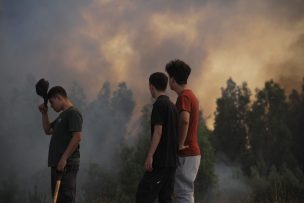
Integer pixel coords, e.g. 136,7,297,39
175,84,188,95
62,99,73,111
154,92,165,99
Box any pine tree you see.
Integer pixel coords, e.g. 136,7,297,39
287,78,304,170
213,78,250,162
248,80,293,170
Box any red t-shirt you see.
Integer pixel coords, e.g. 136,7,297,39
176,89,201,156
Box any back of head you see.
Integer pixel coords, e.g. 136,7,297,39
149,72,168,91
47,86,68,100
165,59,191,85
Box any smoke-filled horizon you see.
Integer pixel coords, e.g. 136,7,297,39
1,0,304,127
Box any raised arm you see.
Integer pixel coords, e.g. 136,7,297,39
38,103,53,135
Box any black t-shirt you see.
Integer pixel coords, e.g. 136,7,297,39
151,95,178,168
48,106,83,167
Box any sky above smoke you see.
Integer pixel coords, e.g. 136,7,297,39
1,0,304,128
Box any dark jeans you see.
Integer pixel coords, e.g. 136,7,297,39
51,164,79,203
136,167,176,203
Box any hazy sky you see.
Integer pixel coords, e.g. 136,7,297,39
1,0,304,127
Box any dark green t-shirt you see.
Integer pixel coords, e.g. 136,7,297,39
48,106,83,167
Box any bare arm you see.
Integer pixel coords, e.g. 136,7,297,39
57,132,82,171
145,125,162,171
38,104,53,135
178,111,190,150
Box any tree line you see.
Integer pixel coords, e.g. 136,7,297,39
0,76,303,203
212,78,304,203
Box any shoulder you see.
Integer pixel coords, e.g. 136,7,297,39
153,100,163,113
153,97,174,114
155,96,173,108
67,107,83,119
179,90,198,102
177,92,191,103
154,96,166,105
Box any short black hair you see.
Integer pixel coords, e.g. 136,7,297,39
165,59,191,85
149,72,168,91
47,86,67,99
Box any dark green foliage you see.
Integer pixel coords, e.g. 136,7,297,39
248,80,293,169
287,79,304,170
248,165,304,203
213,78,304,202
195,112,216,202
213,78,251,163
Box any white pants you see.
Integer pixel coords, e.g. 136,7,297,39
174,155,201,203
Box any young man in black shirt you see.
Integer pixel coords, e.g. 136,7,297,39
38,86,83,203
136,72,178,203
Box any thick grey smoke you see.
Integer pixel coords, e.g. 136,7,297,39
214,161,251,202
264,33,304,92
1,0,304,117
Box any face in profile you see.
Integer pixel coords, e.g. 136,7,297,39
49,96,63,112
168,77,174,90
149,84,156,98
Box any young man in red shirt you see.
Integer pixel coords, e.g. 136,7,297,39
166,60,201,203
